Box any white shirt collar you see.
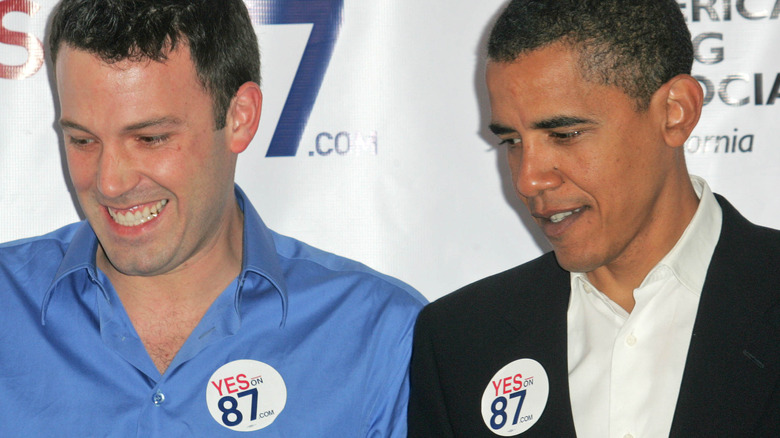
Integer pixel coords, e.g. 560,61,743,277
653,175,722,294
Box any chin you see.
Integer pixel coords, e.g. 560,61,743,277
103,251,168,277
552,251,602,274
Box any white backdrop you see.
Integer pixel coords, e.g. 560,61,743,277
1,0,778,301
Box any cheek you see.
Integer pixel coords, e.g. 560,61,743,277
506,148,523,178
152,140,227,194
141,142,193,184
567,134,634,193
65,151,97,191
149,154,181,181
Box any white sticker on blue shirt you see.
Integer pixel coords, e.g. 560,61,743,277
481,358,549,436
206,360,287,432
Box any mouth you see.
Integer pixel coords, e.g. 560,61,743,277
548,207,583,224
107,199,168,227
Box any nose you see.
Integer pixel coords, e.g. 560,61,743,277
96,143,139,198
509,143,563,199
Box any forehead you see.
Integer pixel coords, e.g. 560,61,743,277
486,43,635,129
55,45,211,129
487,43,583,91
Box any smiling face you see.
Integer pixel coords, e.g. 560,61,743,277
56,45,242,278
487,42,696,277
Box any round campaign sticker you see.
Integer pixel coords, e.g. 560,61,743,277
206,360,287,432
480,358,549,436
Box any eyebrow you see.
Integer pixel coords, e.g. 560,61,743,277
489,116,596,136
121,116,183,133
532,116,595,130
58,119,93,134
58,116,183,134
488,123,517,136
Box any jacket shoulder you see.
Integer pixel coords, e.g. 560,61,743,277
714,195,780,285
419,252,566,327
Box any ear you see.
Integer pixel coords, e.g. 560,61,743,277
660,74,703,148
225,81,262,154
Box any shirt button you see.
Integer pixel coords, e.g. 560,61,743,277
584,284,594,294
152,391,165,406
626,334,637,346
624,434,634,438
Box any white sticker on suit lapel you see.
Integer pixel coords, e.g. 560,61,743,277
481,358,549,436
206,360,287,432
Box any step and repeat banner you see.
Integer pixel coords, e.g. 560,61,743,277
1,0,778,301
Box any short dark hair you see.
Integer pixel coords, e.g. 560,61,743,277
49,0,260,129
488,0,693,110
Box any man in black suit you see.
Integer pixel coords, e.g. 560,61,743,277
409,0,780,436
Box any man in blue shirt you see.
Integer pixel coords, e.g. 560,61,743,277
0,0,426,435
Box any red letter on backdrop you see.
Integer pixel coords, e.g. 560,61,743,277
0,0,44,80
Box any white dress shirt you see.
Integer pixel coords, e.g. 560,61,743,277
567,176,723,438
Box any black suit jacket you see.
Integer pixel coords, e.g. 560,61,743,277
409,196,780,437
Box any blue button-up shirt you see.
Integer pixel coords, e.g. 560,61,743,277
0,186,426,436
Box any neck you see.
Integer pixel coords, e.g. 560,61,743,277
587,174,699,312
97,203,244,374
100,203,244,306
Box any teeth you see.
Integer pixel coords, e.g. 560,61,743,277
550,208,581,224
108,199,168,227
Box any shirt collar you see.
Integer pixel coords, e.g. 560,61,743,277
571,175,723,296
41,221,103,323
653,175,722,295
234,185,289,326
42,185,289,326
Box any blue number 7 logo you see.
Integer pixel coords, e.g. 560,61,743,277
252,0,345,157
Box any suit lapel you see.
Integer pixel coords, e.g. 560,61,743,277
499,253,578,437
670,196,780,436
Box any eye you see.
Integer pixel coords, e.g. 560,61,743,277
136,134,169,146
67,136,96,149
550,131,582,141
498,137,522,147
